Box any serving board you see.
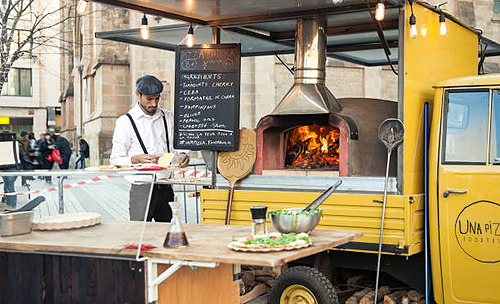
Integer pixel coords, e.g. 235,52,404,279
32,212,101,231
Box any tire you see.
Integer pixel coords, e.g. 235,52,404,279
269,266,338,304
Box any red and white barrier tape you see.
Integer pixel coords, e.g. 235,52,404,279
0,170,211,196
0,175,116,197
174,169,212,178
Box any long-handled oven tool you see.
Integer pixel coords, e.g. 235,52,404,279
374,119,404,303
217,129,256,225
302,180,342,211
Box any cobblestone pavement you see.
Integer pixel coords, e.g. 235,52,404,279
2,172,201,223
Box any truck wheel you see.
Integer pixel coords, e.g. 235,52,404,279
269,266,338,304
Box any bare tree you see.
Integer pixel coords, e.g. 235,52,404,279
0,0,71,93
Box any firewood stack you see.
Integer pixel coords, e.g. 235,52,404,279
238,269,276,304
345,288,424,304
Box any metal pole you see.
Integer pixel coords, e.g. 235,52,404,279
374,148,392,303
58,175,67,214
424,102,430,303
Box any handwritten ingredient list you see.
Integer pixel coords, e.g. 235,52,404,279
174,44,241,151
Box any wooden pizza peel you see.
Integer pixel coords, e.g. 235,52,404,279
217,129,256,225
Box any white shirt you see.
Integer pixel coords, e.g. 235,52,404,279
110,103,177,165
110,103,188,181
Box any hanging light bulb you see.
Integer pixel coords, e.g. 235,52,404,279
439,12,447,35
76,0,89,15
186,24,194,47
140,14,149,40
409,13,417,38
331,0,343,5
375,0,385,21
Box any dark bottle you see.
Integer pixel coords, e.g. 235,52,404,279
163,200,189,248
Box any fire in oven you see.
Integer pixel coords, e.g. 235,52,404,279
285,125,340,170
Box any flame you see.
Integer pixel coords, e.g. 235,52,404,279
285,125,340,169
321,137,328,153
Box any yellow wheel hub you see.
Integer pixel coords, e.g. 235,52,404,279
280,284,318,304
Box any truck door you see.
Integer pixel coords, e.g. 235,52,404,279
438,89,500,303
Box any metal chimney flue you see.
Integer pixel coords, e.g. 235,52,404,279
272,16,342,115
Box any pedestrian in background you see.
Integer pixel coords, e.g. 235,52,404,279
53,132,72,169
74,138,90,169
0,131,19,210
40,133,56,184
18,130,35,186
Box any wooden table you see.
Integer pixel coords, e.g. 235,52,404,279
0,221,362,303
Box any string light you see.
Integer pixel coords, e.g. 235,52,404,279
140,14,149,40
186,24,194,47
408,0,417,38
439,11,447,35
375,0,385,21
406,1,447,38
76,0,89,15
409,14,417,38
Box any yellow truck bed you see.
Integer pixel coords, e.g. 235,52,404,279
200,189,424,256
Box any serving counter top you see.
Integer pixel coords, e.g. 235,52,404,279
0,221,362,267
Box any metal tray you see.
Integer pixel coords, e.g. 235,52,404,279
0,211,34,237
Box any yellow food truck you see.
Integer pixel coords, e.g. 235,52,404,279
91,0,500,303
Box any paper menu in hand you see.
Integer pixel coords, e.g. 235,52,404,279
158,153,174,166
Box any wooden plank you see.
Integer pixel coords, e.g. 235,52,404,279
0,222,362,268
157,263,239,304
44,254,60,303
0,253,6,304
71,256,88,303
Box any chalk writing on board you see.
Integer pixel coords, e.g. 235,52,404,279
174,44,240,151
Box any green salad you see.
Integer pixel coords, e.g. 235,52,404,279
268,208,322,216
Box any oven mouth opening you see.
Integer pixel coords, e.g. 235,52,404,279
285,125,340,170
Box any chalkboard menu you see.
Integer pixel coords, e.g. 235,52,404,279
174,43,241,151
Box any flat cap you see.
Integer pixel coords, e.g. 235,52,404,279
136,75,163,95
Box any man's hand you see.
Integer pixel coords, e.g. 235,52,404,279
131,154,160,164
176,153,190,168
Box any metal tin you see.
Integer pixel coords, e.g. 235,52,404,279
0,211,34,237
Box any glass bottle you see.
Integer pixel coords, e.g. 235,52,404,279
163,200,189,248
250,206,268,237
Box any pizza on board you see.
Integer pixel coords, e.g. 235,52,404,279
228,232,313,252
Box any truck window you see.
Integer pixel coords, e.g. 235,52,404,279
490,90,500,164
443,90,489,164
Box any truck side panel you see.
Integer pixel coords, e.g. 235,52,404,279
200,189,424,256
402,3,478,196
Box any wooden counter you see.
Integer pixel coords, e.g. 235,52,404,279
0,221,362,267
0,221,362,304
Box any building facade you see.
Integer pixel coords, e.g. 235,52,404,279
0,0,62,137
59,1,500,166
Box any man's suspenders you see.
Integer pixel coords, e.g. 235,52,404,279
126,110,170,154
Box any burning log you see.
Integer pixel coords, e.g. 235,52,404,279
285,125,340,169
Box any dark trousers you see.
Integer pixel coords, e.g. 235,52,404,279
129,183,174,222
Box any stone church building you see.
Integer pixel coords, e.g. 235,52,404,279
59,1,500,166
